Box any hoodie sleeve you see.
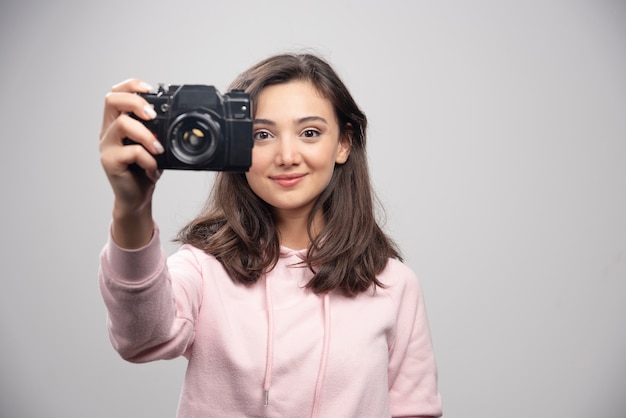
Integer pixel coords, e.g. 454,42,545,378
98,224,202,363
386,264,443,418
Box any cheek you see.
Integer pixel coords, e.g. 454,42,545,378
244,172,263,203
248,147,269,173
314,145,341,171
245,149,267,189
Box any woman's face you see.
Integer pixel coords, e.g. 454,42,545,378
245,80,350,221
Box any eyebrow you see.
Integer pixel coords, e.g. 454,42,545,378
253,116,329,126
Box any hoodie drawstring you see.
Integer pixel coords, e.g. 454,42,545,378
263,275,275,407
311,292,331,418
263,271,331,417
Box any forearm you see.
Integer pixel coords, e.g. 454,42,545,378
99,226,193,362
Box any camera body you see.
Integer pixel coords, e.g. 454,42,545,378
127,84,253,171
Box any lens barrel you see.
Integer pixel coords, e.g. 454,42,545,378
168,111,221,166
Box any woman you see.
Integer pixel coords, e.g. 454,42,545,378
99,53,442,417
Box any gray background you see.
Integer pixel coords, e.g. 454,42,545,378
1,0,625,417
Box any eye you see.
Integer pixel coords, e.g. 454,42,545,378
301,129,321,139
253,130,273,142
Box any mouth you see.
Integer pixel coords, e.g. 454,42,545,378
270,173,307,187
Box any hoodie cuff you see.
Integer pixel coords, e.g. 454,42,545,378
105,222,164,283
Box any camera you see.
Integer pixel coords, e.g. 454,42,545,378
126,84,253,171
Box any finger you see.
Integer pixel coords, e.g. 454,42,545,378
101,143,160,182
100,114,164,155
101,79,154,137
101,94,157,135
101,92,157,136
131,146,162,183
111,78,153,94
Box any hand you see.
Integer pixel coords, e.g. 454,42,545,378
99,79,162,247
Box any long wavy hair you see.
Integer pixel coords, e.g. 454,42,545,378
176,53,401,296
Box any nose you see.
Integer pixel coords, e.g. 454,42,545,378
275,137,301,167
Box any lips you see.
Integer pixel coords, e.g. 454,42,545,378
271,173,307,187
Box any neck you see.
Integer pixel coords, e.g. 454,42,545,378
274,209,323,250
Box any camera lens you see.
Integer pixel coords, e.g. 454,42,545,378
181,127,207,153
169,111,220,166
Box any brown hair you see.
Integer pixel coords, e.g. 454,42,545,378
176,53,401,296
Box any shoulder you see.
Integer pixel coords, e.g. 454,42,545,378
167,243,226,274
378,258,420,287
376,258,423,303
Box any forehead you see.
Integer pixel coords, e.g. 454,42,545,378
254,80,336,120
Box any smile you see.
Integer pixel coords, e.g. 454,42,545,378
271,174,307,187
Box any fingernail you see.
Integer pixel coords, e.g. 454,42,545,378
143,104,157,119
152,140,164,154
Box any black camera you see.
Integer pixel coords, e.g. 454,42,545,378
126,84,253,171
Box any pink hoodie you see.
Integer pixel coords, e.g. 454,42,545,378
99,225,442,417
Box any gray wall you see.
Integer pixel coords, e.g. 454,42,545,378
1,1,624,417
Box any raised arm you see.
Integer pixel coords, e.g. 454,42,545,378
99,78,163,249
